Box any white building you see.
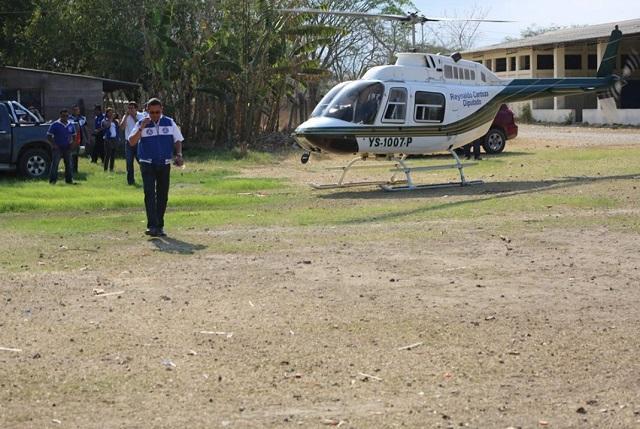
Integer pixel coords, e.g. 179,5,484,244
463,19,640,125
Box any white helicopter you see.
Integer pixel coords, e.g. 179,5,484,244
282,8,635,191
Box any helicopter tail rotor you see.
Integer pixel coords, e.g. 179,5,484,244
599,49,640,122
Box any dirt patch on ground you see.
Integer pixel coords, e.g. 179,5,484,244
1,125,640,428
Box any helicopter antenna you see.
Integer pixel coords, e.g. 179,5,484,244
279,8,513,50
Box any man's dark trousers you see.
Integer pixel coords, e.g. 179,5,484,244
92,134,105,163
50,147,74,184
463,139,482,159
125,142,138,185
140,163,171,230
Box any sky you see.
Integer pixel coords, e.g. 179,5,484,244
412,0,640,47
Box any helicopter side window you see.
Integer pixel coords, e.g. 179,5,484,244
453,67,459,80
481,72,487,82
464,69,471,80
444,65,453,79
382,88,407,123
470,70,476,80
325,81,384,125
414,92,445,123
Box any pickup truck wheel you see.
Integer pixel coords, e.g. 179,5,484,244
483,129,506,154
19,148,51,179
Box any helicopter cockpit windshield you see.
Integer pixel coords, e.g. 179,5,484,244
310,81,350,118
322,81,384,125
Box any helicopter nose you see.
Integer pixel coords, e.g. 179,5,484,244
294,131,359,154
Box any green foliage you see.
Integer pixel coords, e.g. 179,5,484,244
518,103,535,124
1,0,414,148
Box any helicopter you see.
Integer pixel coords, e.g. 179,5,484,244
281,8,637,191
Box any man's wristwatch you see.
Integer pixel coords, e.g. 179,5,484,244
176,153,183,157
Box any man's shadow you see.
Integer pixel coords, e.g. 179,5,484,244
150,236,207,255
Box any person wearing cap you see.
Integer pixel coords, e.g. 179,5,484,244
128,98,184,237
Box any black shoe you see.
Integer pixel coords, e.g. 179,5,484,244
474,157,483,161
49,180,57,185
145,228,156,236
156,228,167,237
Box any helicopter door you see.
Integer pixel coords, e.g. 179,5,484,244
381,88,408,124
413,91,446,124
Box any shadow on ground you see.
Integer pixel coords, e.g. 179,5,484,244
150,237,207,255
318,173,640,225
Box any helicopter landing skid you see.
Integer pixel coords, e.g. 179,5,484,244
309,151,482,192
309,155,409,190
380,150,483,192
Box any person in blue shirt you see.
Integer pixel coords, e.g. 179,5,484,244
91,105,105,164
47,109,77,184
128,98,184,237
69,104,89,174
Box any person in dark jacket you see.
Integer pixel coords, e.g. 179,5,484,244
91,105,105,163
69,104,89,174
101,108,118,172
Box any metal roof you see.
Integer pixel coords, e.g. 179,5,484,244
463,18,640,55
0,66,140,92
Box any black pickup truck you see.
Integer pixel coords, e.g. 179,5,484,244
0,100,52,179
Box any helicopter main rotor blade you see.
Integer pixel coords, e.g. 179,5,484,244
420,17,515,23
279,8,412,22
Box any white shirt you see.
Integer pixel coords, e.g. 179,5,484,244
124,112,145,140
128,114,184,143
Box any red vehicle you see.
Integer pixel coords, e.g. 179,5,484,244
483,104,518,154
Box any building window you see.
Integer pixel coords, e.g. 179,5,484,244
520,55,531,70
495,58,507,72
382,88,407,123
510,57,516,71
414,92,445,123
537,55,554,70
588,54,598,70
565,54,582,70
485,59,493,70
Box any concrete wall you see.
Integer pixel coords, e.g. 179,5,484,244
532,109,575,124
583,109,640,125
0,68,103,130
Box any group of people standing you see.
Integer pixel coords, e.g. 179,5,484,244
47,98,185,237
90,102,144,183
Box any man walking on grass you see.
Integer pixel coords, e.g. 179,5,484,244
128,98,184,237
47,109,77,185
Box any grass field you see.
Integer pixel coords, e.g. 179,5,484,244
1,125,640,428
2,142,639,236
